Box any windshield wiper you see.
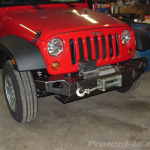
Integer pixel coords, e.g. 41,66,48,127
23,1,75,9
64,2,76,7
4,2,44,9
21,2,44,9
48,1,76,7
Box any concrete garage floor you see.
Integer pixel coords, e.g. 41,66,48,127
0,69,150,150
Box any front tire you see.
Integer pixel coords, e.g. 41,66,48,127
2,61,37,123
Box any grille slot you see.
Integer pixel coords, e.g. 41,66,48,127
69,39,76,64
101,35,106,59
86,37,92,59
108,34,113,57
78,38,84,59
94,36,100,60
115,34,119,56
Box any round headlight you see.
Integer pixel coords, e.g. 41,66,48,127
47,38,63,56
122,30,131,45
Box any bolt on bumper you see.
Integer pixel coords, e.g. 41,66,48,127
35,57,148,103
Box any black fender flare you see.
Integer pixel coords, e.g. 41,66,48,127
133,29,150,51
0,35,46,71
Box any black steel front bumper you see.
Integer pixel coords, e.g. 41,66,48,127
35,57,148,104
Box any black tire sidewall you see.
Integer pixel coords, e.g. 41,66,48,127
116,84,132,93
2,61,23,123
117,51,140,93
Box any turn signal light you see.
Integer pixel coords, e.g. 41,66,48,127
11,58,15,65
52,62,60,70
128,48,133,55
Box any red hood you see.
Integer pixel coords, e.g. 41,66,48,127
3,8,128,41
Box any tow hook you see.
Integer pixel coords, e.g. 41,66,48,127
76,83,102,97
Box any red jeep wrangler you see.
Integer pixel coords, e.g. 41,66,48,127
0,0,148,123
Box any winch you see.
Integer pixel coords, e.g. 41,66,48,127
76,74,122,97
78,59,122,79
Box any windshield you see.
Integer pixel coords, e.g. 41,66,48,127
0,0,85,7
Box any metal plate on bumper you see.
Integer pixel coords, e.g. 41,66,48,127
97,74,122,91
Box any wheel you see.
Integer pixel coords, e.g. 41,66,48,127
117,51,142,93
2,60,37,123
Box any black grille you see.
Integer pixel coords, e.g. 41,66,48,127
115,34,119,56
86,37,92,59
94,36,100,60
101,35,106,59
78,38,84,59
69,33,120,64
69,39,76,64
108,34,113,57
